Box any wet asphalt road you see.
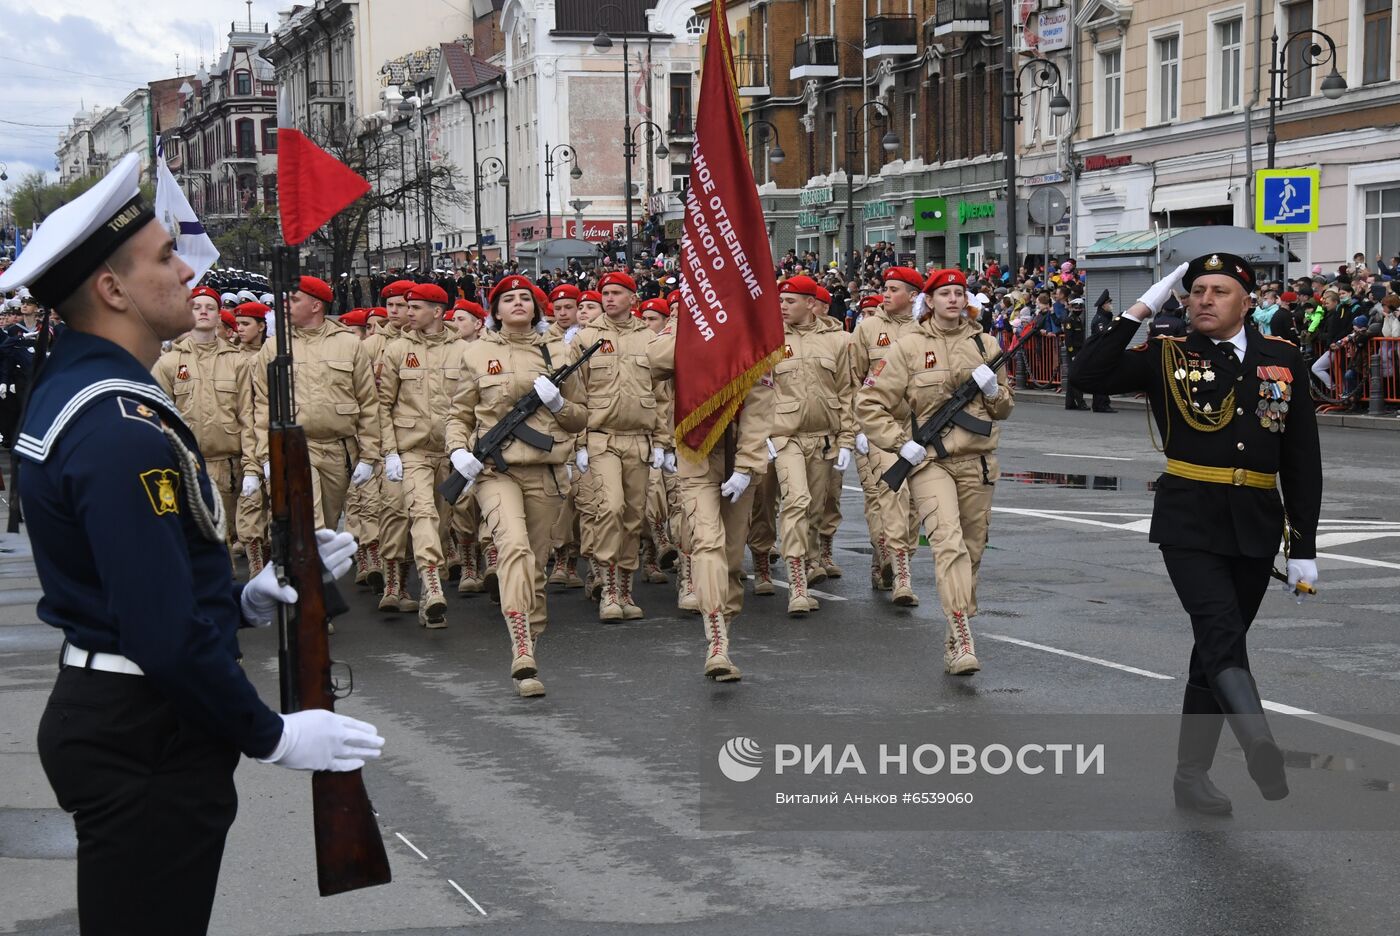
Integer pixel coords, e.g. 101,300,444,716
2,397,1399,935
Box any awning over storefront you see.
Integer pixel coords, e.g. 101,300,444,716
1151,179,1235,214
1080,226,1291,271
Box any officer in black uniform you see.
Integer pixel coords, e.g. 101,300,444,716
0,154,382,935
1087,290,1116,413
1070,253,1321,816
1063,297,1088,410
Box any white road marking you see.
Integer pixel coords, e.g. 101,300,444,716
982,633,1174,679
991,506,1153,532
842,484,864,494
765,578,848,602
448,879,488,916
395,832,429,861
1316,551,1400,571
1041,453,1135,461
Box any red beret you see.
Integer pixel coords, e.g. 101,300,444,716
859,295,883,309
598,272,637,293
368,306,388,318
1280,291,1299,302
884,266,923,290
219,309,237,329
667,290,682,307
379,279,415,299
189,286,222,303
455,299,487,321
550,284,582,302
639,298,670,316
779,275,821,297
235,301,270,320
405,283,450,306
923,269,968,293
814,285,832,304
297,276,334,304
339,308,369,327
580,290,603,306
489,274,539,308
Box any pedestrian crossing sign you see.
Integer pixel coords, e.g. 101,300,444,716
1255,168,1320,233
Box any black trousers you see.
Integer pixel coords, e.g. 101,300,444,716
37,666,240,935
1160,546,1273,688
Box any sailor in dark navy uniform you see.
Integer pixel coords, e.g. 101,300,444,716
1070,253,1322,816
0,155,382,934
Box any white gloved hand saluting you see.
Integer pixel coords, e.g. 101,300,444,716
259,710,385,772
1286,558,1318,603
450,448,484,484
720,471,751,503
241,475,261,498
833,447,852,472
1134,262,1190,316
350,461,374,487
651,446,665,470
575,449,590,474
854,432,870,456
972,363,1000,399
899,439,928,467
533,375,564,413
384,452,403,482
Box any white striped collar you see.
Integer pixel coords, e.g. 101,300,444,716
16,379,181,463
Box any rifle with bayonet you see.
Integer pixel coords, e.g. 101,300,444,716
267,245,391,897
438,338,603,504
880,312,1046,493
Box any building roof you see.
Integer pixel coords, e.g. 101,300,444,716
439,41,503,92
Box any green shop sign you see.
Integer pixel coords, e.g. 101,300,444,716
958,201,997,225
913,197,947,232
863,200,897,221
798,211,839,232
800,186,834,206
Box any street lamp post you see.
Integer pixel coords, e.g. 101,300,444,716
1266,29,1346,169
594,5,657,266
1001,48,1071,279
474,156,505,260
747,119,787,170
844,101,900,286
544,143,583,240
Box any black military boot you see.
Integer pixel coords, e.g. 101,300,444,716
1211,667,1289,801
1173,682,1232,815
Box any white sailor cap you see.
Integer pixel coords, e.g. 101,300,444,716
220,292,240,305
259,293,274,305
236,289,258,303
0,154,154,308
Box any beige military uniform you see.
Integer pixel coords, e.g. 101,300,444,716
153,337,254,557
253,318,380,529
446,328,586,689
344,326,389,577
648,331,776,680
233,341,268,569
856,315,1013,673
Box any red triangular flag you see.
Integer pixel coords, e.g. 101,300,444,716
277,128,370,245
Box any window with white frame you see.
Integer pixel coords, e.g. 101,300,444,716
1152,32,1181,123
1098,46,1123,133
1364,186,1400,262
1362,0,1394,85
1213,16,1244,111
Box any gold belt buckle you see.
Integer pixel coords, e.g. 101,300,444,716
1231,468,1246,486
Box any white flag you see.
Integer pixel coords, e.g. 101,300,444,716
155,138,219,282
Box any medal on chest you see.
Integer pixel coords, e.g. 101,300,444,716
405,352,420,368
876,332,890,348
486,359,503,376
1255,366,1293,432
600,339,615,354
1163,342,1234,431
924,350,937,369
176,364,191,381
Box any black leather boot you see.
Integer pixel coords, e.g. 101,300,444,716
1211,667,1289,801
1173,682,1232,815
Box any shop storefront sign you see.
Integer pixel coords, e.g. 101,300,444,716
1084,154,1133,172
914,196,948,231
800,186,834,206
958,200,997,225
863,200,897,221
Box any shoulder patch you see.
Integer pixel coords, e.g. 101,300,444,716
117,396,165,432
139,468,181,516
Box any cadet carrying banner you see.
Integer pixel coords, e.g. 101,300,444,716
673,6,785,459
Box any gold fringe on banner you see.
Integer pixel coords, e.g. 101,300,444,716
674,347,785,461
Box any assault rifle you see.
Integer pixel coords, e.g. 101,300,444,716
267,245,391,897
438,337,603,504
880,312,1046,493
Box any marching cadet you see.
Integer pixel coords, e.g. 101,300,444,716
851,267,925,602
232,300,270,574
153,285,254,566
1070,255,1321,813
768,275,855,615
252,276,380,531
577,289,603,324
572,289,605,592
378,284,462,626
336,308,388,591
575,272,662,620
445,274,587,697
547,283,581,340
857,269,1013,676
448,299,488,593
374,281,418,600
745,471,779,596
648,331,776,680
544,283,586,588
3,154,379,934
637,298,680,583
812,291,847,582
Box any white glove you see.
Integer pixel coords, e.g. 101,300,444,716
263,460,270,481
651,445,665,470
1135,262,1189,315
533,374,564,413
972,363,1000,399
384,452,403,482
241,475,261,498
451,448,483,482
662,451,678,474
258,710,385,772
575,449,590,474
565,462,575,483
350,461,374,487
240,562,298,627
833,447,852,472
1286,558,1318,602
766,439,778,462
854,432,870,456
720,470,751,503
899,439,927,467
316,528,358,581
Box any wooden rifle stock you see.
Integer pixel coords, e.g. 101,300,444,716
269,246,391,897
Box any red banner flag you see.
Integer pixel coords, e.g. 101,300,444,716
673,8,784,459
277,128,371,246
